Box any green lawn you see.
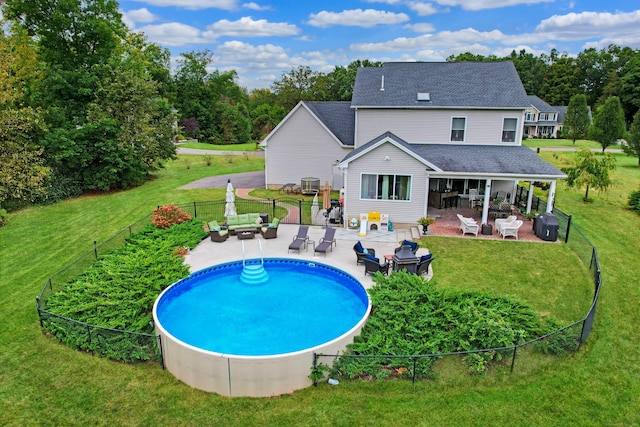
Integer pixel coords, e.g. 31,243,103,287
177,141,259,151
1,149,639,426
522,138,617,150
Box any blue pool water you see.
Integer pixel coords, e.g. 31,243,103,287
155,259,369,356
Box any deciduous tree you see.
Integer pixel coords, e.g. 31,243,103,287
590,96,626,153
562,148,617,202
623,109,640,167
563,94,591,145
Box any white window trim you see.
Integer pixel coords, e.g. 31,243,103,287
359,172,413,201
501,117,518,143
450,116,466,142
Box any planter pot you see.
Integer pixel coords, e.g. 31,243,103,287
422,224,429,235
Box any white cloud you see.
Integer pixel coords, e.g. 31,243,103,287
536,10,640,41
407,2,440,16
350,28,506,52
121,8,159,28
362,0,403,4
132,0,239,11
203,17,301,38
308,9,410,28
435,0,553,11
242,2,272,11
404,23,436,33
136,22,208,46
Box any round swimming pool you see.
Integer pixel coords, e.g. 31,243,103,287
153,258,371,397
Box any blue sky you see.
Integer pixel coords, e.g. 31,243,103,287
117,0,640,90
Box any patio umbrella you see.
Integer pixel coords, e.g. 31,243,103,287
322,182,331,210
224,179,237,217
311,193,324,225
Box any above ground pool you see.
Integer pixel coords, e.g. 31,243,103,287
153,258,371,397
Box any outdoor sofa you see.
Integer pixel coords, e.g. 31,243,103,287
225,213,264,234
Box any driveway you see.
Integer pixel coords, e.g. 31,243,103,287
179,170,265,189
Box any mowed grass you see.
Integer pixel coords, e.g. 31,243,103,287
1,149,639,426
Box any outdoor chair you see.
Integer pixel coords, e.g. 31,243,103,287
394,239,418,254
416,254,434,277
288,225,309,253
353,241,375,265
456,214,479,237
468,188,478,207
260,218,280,239
208,220,229,242
314,227,337,256
500,220,523,240
495,215,517,235
363,255,389,276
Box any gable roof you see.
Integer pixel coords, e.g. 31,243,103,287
261,101,354,147
340,132,566,179
351,61,530,109
305,101,355,146
528,95,559,113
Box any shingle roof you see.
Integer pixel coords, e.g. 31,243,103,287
351,62,530,109
305,101,355,146
341,132,565,178
528,95,559,113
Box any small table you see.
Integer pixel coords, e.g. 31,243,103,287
307,240,315,252
384,254,394,270
236,228,256,240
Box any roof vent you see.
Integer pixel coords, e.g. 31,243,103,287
380,75,385,91
417,92,430,101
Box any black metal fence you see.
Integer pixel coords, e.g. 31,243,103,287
515,185,572,243
37,198,601,374
314,218,602,384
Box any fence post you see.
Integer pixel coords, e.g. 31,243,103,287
312,352,318,386
272,199,276,221
298,199,303,224
193,201,197,218
565,215,572,243
412,356,418,384
94,240,98,260
87,324,92,343
510,332,520,373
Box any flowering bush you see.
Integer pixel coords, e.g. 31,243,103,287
151,204,192,229
417,216,435,226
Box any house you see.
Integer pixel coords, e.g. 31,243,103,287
262,62,566,226
524,95,564,139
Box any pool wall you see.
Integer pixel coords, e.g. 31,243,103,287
153,259,371,397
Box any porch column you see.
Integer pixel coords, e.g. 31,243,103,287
526,181,535,214
424,174,430,216
547,180,556,213
481,179,492,225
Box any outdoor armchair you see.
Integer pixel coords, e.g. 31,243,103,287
353,241,375,265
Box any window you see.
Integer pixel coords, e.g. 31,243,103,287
361,174,411,200
525,112,535,121
502,118,518,142
451,117,465,141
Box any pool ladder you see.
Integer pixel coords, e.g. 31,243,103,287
240,240,269,284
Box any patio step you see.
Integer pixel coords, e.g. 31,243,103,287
410,226,422,240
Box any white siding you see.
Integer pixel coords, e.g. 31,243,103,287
355,109,524,147
265,107,352,188
344,142,430,224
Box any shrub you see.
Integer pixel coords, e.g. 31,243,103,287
151,204,192,229
628,189,640,213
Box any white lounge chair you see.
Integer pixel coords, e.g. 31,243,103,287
495,215,517,235
501,220,523,239
456,214,479,237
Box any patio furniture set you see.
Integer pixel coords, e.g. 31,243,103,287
354,239,433,278
208,217,280,242
456,213,523,239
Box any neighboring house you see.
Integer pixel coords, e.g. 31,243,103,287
524,95,563,138
262,62,566,226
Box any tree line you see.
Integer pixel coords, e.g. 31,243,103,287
1,0,640,211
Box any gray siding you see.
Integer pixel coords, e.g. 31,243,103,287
343,142,430,224
265,106,352,187
355,109,523,147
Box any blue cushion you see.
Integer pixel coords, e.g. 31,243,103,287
403,240,418,251
420,254,432,263
354,241,364,253
365,253,379,263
